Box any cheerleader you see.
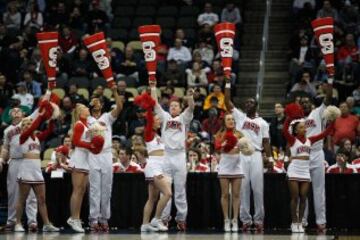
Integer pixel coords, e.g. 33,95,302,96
15,110,59,232
282,117,334,233
135,93,172,232
67,104,103,232
214,113,253,232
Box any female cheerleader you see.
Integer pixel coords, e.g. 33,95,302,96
15,110,59,232
214,113,252,232
67,104,103,232
283,116,334,233
135,92,172,232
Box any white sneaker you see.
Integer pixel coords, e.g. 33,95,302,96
141,223,159,232
67,218,84,233
14,224,25,232
224,219,231,232
297,223,305,233
291,223,298,233
43,223,60,232
231,219,238,232
150,218,168,231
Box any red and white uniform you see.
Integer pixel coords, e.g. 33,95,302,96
351,159,360,172
155,104,193,223
232,108,269,225
88,113,116,225
69,120,91,173
113,161,143,173
144,135,166,181
266,160,286,173
194,163,210,173
3,123,37,226
327,163,358,174
287,139,312,181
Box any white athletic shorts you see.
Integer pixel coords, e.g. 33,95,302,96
218,153,244,178
69,148,89,173
17,159,44,184
287,160,311,182
144,156,166,181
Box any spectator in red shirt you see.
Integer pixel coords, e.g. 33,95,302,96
202,107,222,136
332,102,359,147
187,148,210,173
114,148,143,173
337,33,359,63
59,25,78,54
327,148,357,174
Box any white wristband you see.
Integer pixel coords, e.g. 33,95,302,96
327,77,334,84
225,83,231,89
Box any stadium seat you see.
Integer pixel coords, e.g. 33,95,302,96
177,17,197,28
184,28,196,41
156,17,176,29
69,77,89,88
126,87,139,97
132,17,153,28
138,0,159,6
91,77,107,90
157,6,178,17
128,28,140,41
52,88,65,99
199,87,207,96
41,159,50,169
77,88,89,100
124,76,138,87
174,87,185,98
127,41,143,51
112,17,132,29
109,28,128,42
212,6,222,15
114,0,138,6
136,6,156,17
46,137,62,148
103,88,113,99
43,148,54,161
55,76,68,88
161,28,174,44
179,6,200,16
112,41,125,52
114,6,135,17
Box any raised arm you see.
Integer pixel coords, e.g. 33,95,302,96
282,118,296,146
144,110,155,142
309,122,334,144
224,78,234,111
72,122,93,150
185,88,195,111
20,115,44,144
111,86,123,118
36,120,56,141
150,82,167,121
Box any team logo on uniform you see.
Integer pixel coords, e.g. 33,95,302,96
7,127,21,142
305,119,316,128
296,146,311,154
242,121,260,135
166,121,182,131
28,143,40,151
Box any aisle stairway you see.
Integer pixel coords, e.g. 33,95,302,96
234,1,265,107
258,0,293,117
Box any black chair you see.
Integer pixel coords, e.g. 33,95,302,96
68,77,90,88
155,17,176,29
128,28,140,41
91,77,107,90
157,6,178,17
184,28,196,41
132,17,153,28
109,28,128,42
113,0,138,6
179,6,200,16
138,0,159,6
112,17,132,29
56,76,68,89
135,6,156,17
114,6,135,17
177,17,197,28
161,28,174,44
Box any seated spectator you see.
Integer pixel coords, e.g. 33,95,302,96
20,70,42,100
351,158,360,172
186,62,208,88
160,59,185,87
71,48,95,78
290,70,317,97
0,74,14,110
117,46,139,82
156,41,168,73
92,85,111,112
332,102,359,148
188,148,210,173
193,88,206,121
46,145,71,174
12,82,34,110
67,83,87,105
117,80,134,103
339,1,360,32
316,0,339,22
69,7,85,31
201,107,221,136
197,3,219,27
47,2,69,27
270,103,286,151
128,107,145,137
194,41,214,66
167,38,192,65
86,0,109,34
59,25,78,54
292,0,315,14
221,3,242,27
289,36,313,83
112,136,123,153
327,148,357,173
336,33,360,82
160,93,170,112
203,84,226,111
175,28,193,50
198,24,216,46
133,146,148,169
337,138,358,162
3,1,21,30
114,148,143,173
23,3,43,30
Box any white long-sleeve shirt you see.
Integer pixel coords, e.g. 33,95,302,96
197,12,219,26
167,46,192,63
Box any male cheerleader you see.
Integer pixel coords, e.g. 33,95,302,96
224,79,272,232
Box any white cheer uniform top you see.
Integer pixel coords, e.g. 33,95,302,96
88,112,116,152
304,103,326,152
155,104,193,151
290,138,311,159
232,108,269,151
72,121,91,160
3,124,23,159
146,134,165,153
21,136,41,155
